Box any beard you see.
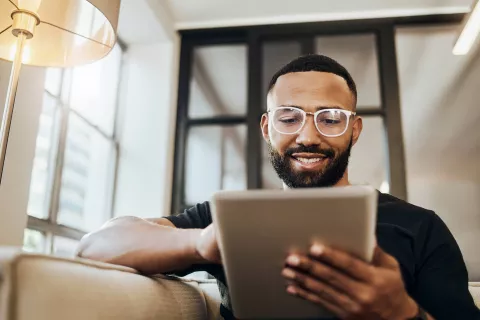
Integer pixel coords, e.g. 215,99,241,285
268,138,353,189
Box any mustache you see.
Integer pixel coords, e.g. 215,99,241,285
284,145,335,158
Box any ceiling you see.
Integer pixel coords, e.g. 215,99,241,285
167,0,471,29
118,0,471,38
117,0,173,44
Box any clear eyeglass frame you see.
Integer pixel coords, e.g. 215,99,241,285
267,106,356,137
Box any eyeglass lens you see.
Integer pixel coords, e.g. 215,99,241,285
272,108,349,136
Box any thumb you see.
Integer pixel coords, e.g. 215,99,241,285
372,245,399,269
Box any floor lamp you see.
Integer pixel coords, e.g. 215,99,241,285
0,0,121,184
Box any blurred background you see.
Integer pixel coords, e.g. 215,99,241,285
0,0,478,279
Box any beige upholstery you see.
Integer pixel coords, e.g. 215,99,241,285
470,282,480,309
0,248,222,320
0,247,478,319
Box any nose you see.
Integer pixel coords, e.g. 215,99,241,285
295,115,322,146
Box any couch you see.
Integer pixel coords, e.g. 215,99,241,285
0,248,479,320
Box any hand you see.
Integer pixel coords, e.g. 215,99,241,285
195,224,222,264
281,243,419,320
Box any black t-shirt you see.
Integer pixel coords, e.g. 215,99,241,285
165,192,480,320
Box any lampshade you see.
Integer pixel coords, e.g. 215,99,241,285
0,0,120,67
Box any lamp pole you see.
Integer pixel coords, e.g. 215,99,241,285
0,9,40,184
0,32,27,183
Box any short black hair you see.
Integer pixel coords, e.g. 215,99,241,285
268,54,357,106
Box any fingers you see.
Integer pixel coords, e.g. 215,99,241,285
282,266,361,313
308,243,375,281
285,254,365,297
286,284,348,319
282,244,406,320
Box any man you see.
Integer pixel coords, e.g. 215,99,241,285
77,55,480,320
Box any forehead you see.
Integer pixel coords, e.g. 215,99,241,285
269,71,355,111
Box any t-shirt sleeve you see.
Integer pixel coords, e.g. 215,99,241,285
163,202,218,277
164,202,212,229
412,212,480,319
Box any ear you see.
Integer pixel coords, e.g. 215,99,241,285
260,113,270,143
351,116,363,146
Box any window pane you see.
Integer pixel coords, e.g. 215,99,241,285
261,140,283,189
349,117,388,190
185,125,247,204
57,114,115,231
189,45,247,118
44,68,62,96
23,229,46,253
27,93,60,219
315,34,381,109
262,41,302,110
53,236,80,258
69,45,122,136
61,68,72,104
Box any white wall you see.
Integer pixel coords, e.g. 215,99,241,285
397,25,480,281
113,40,179,218
0,61,44,246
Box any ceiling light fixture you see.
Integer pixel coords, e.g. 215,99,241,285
453,0,480,55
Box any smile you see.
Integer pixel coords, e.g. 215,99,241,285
290,153,329,170
294,157,324,164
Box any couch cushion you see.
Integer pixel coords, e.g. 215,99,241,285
181,273,222,320
197,279,222,320
0,248,212,320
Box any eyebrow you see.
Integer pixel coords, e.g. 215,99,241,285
278,105,345,111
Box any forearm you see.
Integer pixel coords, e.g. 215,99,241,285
76,216,205,274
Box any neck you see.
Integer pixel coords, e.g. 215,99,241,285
335,171,351,187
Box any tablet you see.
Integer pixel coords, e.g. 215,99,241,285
210,186,378,319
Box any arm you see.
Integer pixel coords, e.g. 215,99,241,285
76,216,206,275
412,213,480,320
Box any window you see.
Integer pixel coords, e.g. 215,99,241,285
27,92,60,219
53,236,80,258
23,229,46,253
175,44,248,209
189,45,247,118
185,125,247,204
23,44,123,255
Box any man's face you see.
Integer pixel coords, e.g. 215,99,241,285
261,71,362,188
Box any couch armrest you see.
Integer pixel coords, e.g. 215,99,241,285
470,282,480,309
0,247,212,320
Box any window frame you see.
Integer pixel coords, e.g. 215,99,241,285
25,40,127,250
171,14,465,213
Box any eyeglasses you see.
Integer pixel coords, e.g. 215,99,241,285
267,107,356,137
